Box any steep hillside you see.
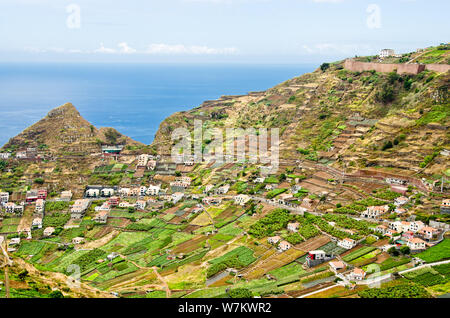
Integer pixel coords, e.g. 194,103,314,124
152,48,449,178
1,103,142,155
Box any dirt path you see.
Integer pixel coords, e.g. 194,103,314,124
12,257,114,298
153,266,171,298
76,229,119,250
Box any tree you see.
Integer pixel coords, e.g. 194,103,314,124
127,207,135,214
229,288,253,298
49,290,64,298
388,246,400,256
18,270,29,281
104,128,121,144
34,177,45,185
400,246,410,255
320,63,330,72
376,84,395,104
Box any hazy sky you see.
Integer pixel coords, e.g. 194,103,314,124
0,0,448,63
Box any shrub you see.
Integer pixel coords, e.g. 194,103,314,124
320,63,330,72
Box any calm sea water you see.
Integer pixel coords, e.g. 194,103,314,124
0,63,315,146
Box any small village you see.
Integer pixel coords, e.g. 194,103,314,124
1,142,449,298
0,45,449,299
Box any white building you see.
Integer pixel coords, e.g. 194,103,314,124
60,190,73,201
35,199,45,214
409,221,425,233
171,192,184,204
0,192,9,204
85,188,100,197
32,217,43,229
278,241,292,252
394,196,409,206
379,49,395,58
101,188,115,197
361,205,389,219
338,238,357,250
234,194,251,206
268,236,281,245
71,199,90,219
0,153,11,159
146,184,161,196
287,222,299,233
43,227,55,236
406,238,426,250
135,200,147,210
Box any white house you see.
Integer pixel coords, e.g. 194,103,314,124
215,184,230,195
267,236,281,245
287,222,300,233
94,210,109,223
146,184,161,196
101,188,115,197
419,226,439,240
203,184,214,194
406,238,426,250
35,199,45,214
71,199,90,219
119,201,134,208
361,205,389,219
43,227,55,236
0,192,9,204
394,196,409,206
85,188,100,197
348,268,366,281
409,221,425,233
375,225,388,235
72,237,85,244
171,192,184,204
234,194,251,206
278,241,292,252
389,221,410,233
329,261,345,271
32,217,43,229
135,200,147,210
119,188,131,197
379,49,395,58
0,153,11,159
60,190,73,201
338,238,357,250
254,177,265,183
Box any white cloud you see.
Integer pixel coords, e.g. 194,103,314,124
94,43,117,54
301,43,373,55
146,44,239,55
118,42,137,54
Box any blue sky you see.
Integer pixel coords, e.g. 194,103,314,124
0,0,448,63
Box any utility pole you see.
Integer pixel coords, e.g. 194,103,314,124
441,176,444,193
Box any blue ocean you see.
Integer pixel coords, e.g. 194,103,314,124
0,63,315,146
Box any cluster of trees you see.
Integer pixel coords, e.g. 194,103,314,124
248,209,293,238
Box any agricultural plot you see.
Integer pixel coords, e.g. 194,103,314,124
342,246,377,262
416,239,450,263
403,267,449,287
245,248,305,280
207,246,256,278
268,261,307,280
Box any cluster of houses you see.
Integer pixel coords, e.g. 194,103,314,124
375,219,440,251
1,188,47,216
0,147,41,161
85,184,163,198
